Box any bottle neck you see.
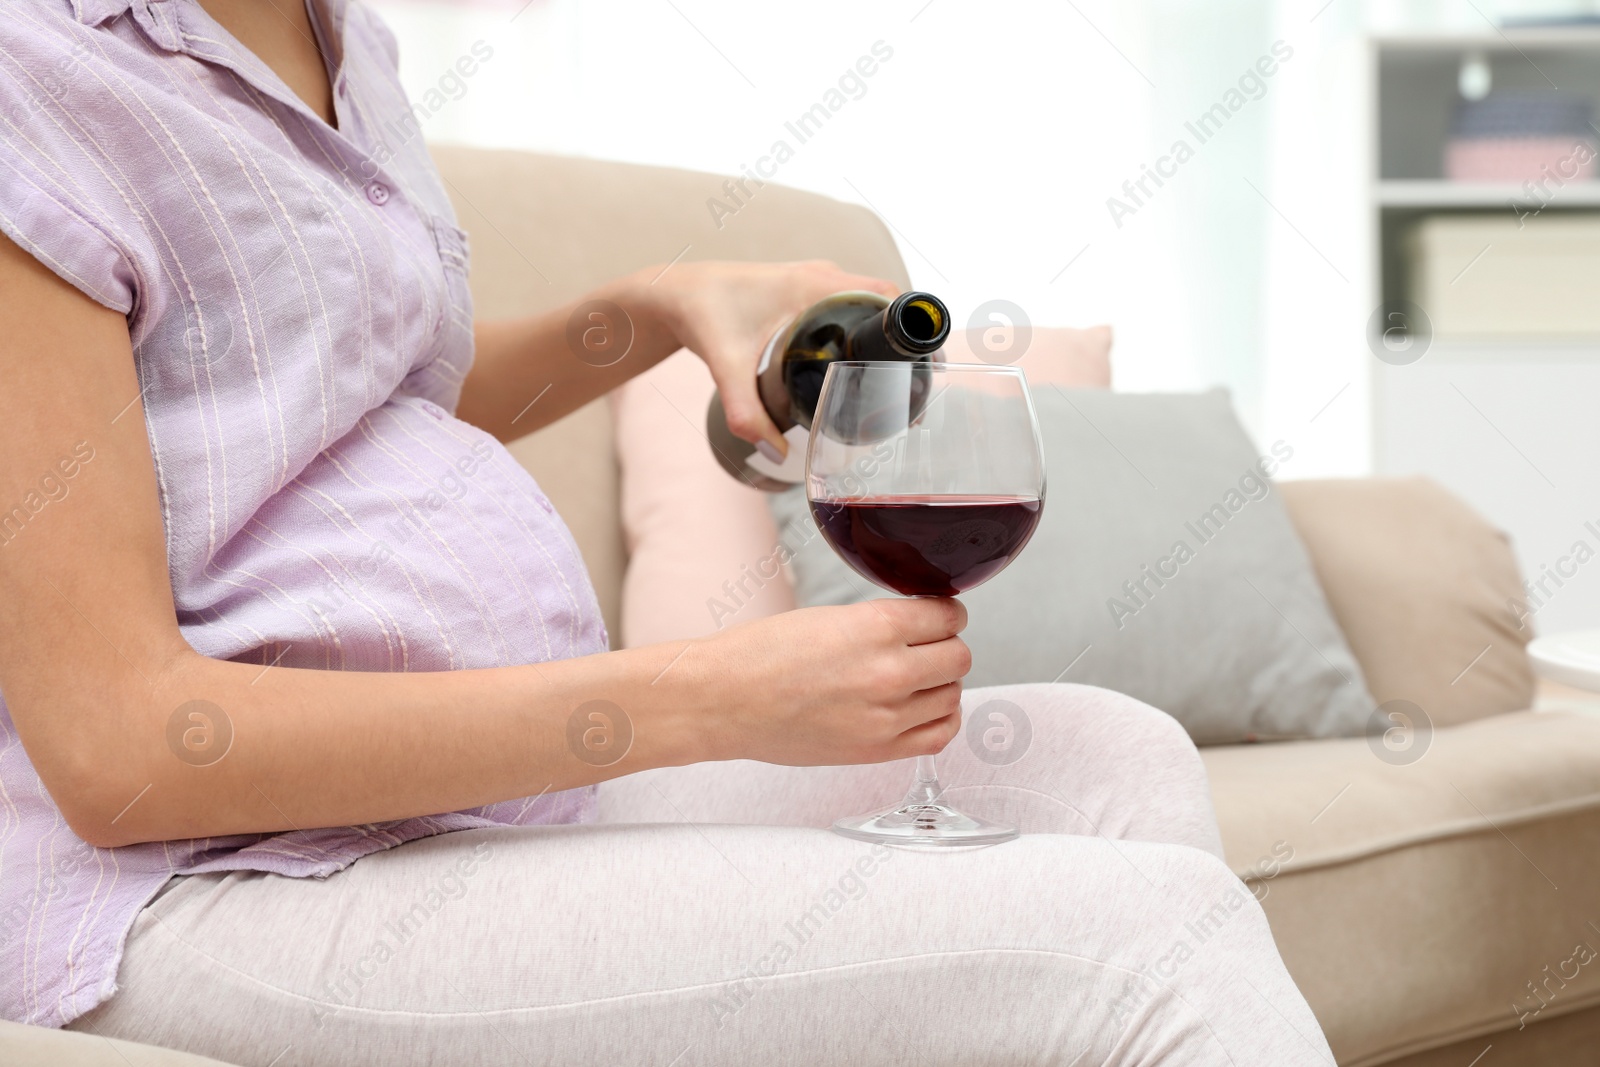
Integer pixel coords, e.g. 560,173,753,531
845,291,951,361
753,290,952,437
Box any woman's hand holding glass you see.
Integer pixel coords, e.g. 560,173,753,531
685,598,970,766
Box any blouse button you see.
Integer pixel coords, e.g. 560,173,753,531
365,181,391,206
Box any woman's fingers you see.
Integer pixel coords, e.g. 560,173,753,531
896,680,964,728
903,636,973,691
840,272,901,299
790,260,898,301
657,260,904,457
891,706,963,759
701,330,787,455
860,597,968,647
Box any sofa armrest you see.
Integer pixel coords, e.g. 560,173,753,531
1280,476,1535,727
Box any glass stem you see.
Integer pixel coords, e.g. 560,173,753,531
906,755,944,806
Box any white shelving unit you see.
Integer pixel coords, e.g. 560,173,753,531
1369,29,1600,633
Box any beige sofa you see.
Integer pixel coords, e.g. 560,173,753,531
442,147,1600,1067
7,146,1600,1066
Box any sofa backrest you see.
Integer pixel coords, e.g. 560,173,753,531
431,145,911,639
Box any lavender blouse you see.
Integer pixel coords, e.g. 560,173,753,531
0,0,607,1027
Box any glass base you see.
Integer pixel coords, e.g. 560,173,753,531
832,798,1019,849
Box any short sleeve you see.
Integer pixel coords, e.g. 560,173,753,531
0,24,140,314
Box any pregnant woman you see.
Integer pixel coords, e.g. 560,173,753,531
0,2,1333,1063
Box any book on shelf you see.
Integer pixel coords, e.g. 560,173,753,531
1444,90,1597,183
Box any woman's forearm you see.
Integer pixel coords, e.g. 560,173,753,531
458,259,901,455
459,267,683,441
61,593,971,849
65,639,709,849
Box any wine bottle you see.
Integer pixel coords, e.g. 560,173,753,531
706,290,950,490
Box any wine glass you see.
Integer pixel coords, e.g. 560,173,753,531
806,361,1046,847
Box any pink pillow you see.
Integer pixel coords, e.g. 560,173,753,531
612,326,1113,648
941,323,1114,386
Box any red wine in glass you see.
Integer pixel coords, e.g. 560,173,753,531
806,361,1047,848
809,495,1043,597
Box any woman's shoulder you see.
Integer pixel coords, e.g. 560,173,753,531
0,5,148,314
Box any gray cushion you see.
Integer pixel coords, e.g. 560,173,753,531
771,388,1375,744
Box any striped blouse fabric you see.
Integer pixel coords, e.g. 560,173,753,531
0,0,607,1027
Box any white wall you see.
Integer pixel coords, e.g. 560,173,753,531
366,0,1594,490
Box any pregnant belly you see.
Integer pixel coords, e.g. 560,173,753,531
175,397,607,673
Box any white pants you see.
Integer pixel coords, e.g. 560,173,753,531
70,684,1333,1065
